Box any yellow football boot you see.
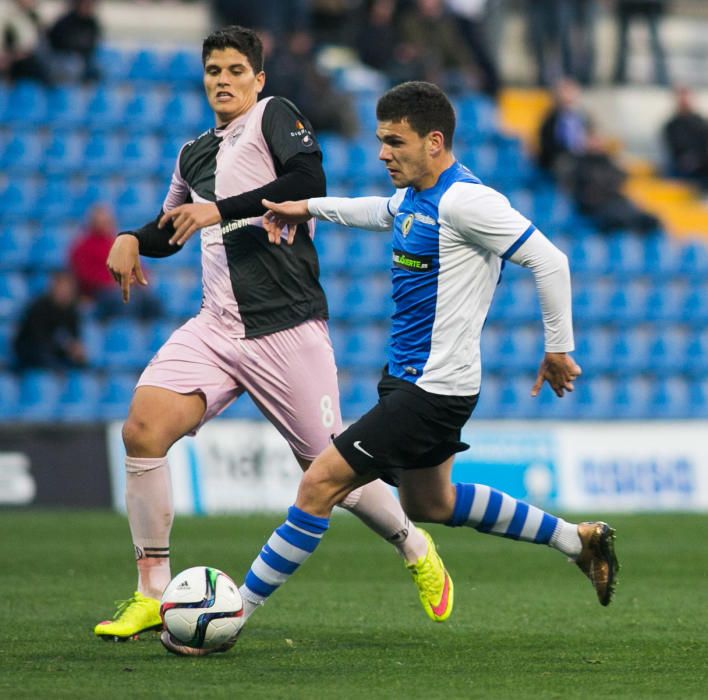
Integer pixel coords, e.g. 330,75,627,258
94,592,162,641
405,529,454,622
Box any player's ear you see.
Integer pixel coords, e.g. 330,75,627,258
255,71,266,94
427,130,445,157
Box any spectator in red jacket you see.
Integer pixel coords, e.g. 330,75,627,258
69,204,162,319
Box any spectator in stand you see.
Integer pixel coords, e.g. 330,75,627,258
397,0,480,94
445,0,500,97
69,204,162,320
562,127,660,234
0,0,52,83
537,78,590,173
613,0,669,86
310,0,361,47
662,86,708,190
263,29,358,136
524,0,597,87
210,0,309,39
48,0,101,82
13,270,87,371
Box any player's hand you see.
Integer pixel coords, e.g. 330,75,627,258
531,352,582,398
160,203,221,246
262,198,311,245
106,234,147,303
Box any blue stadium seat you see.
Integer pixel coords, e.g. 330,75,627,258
44,131,84,174
489,277,539,323
347,231,391,272
153,269,202,319
0,321,12,369
159,134,188,175
81,320,104,368
572,279,613,324
46,85,88,129
73,179,119,213
574,376,616,420
163,92,206,134
25,271,50,297
29,226,74,270
0,181,37,219
685,329,708,377
604,279,649,323
146,319,176,354
116,180,161,221
645,280,688,323
680,281,708,324
85,86,126,129
314,227,349,273
83,133,122,174
124,91,166,132
339,371,380,419
94,46,133,83
643,235,683,277
347,142,383,184
121,136,161,176
534,379,580,419
612,327,652,374
339,325,388,370
0,81,47,124
101,319,150,370
0,225,33,269
0,132,45,173
0,272,29,320
611,376,652,419
98,372,137,419
128,49,165,83
573,326,613,374
321,275,349,320
40,178,79,219
57,370,102,421
606,232,647,275
0,372,19,419
17,370,61,421
568,235,610,274
344,275,392,321
471,373,502,418
689,379,708,418
317,134,349,182
165,50,204,86
649,377,691,418
495,326,543,373
454,94,497,140
219,394,262,420
496,374,537,418
480,325,503,372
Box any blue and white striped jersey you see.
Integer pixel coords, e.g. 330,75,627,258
310,160,573,396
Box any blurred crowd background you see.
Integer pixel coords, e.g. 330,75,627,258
0,0,707,422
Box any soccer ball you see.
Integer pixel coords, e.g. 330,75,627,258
160,566,243,650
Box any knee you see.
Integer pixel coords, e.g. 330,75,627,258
122,414,162,457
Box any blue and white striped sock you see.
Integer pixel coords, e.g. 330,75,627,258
240,505,329,616
447,483,581,557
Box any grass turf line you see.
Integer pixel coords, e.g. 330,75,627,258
0,511,706,699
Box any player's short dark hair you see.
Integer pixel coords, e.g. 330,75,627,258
202,26,264,73
376,81,455,149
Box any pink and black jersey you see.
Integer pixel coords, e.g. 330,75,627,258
158,96,328,338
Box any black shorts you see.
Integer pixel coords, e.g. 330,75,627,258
333,370,479,486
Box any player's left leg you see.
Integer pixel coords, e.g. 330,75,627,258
398,466,619,606
238,319,429,564
161,443,366,656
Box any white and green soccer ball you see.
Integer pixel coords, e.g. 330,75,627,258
160,566,243,650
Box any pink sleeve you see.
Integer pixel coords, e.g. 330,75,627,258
162,144,191,211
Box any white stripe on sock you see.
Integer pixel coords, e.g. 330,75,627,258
520,506,543,540
251,557,290,587
490,493,517,535
269,533,311,564
285,520,325,539
469,484,491,524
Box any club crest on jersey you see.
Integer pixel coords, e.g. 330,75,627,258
401,214,414,237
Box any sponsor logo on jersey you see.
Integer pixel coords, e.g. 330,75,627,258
414,212,436,225
393,249,433,272
220,218,250,235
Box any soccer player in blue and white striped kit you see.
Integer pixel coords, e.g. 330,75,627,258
161,81,619,655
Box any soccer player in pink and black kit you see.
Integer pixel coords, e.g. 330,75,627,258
94,26,446,641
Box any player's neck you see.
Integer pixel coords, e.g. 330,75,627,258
413,152,456,191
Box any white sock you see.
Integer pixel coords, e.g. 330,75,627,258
125,456,174,599
339,480,428,563
550,519,582,558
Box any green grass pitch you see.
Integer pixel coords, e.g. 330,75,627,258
1,511,707,699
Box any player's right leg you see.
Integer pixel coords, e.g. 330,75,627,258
94,386,207,641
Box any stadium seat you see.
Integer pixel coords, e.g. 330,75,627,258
121,135,161,176
98,372,137,419
347,231,392,272
101,319,150,370
116,180,161,222
0,81,47,125
611,376,652,419
219,394,262,420
685,329,708,377
46,85,88,129
317,134,350,182
645,280,688,323
643,234,683,277
124,91,167,132
454,94,497,140
605,279,650,323
339,371,380,419
0,132,45,173
0,272,29,320
650,376,691,419
344,275,392,321
568,235,610,274
83,133,122,174
44,131,85,175
163,92,206,134
496,374,537,418
0,180,37,219
94,46,133,83
29,226,74,270
612,327,652,374
0,224,33,270
489,276,539,323
145,319,176,354
347,142,384,184
57,371,102,421
128,49,165,83
573,325,614,374
680,281,708,325
339,325,388,370
0,321,12,369
17,370,61,421
572,279,613,324
314,228,349,273
85,86,126,129
73,179,119,214
574,376,616,420
153,269,202,319
165,50,204,86
606,232,647,275
40,178,79,220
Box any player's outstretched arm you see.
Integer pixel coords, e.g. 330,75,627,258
262,199,311,245
159,203,221,246
531,352,582,398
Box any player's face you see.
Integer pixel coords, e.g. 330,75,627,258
203,48,265,126
376,119,433,190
